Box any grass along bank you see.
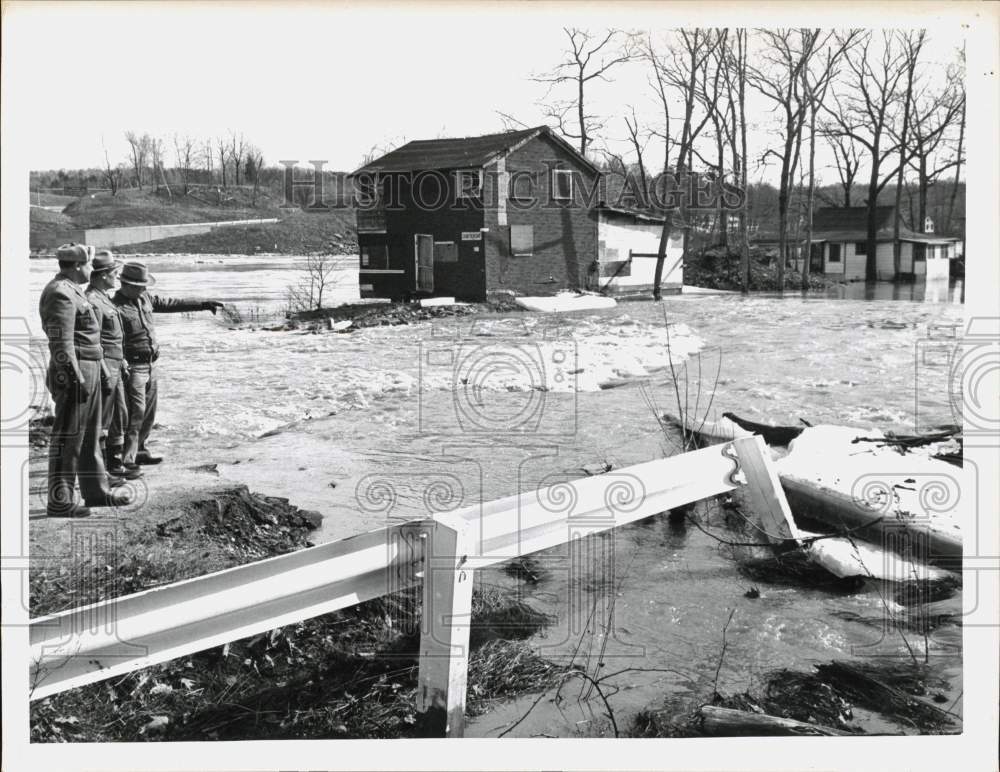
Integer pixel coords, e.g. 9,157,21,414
30,186,358,256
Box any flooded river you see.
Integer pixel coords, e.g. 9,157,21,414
28,254,964,737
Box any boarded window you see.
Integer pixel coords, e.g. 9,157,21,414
855,241,868,256
552,169,573,200
360,243,388,269
510,225,534,256
434,241,458,263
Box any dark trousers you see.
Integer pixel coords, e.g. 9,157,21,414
47,359,110,512
123,362,157,464
102,357,126,448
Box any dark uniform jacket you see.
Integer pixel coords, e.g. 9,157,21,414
85,286,124,360
112,292,206,362
39,274,103,385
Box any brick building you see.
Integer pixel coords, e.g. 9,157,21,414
351,126,677,302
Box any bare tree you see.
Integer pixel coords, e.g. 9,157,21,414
823,31,913,281
216,135,229,187
890,32,925,279
622,106,650,207
201,139,215,181
124,131,151,189
748,28,832,290
690,30,733,248
229,131,246,186
245,146,265,206
800,32,858,290
944,46,966,235
533,28,635,156
173,134,197,195
286,255,338,312
904,57,965,233
824,134,862,207
101,138,124,196
717,29,752,293
150,136,171,199
646,29,722,299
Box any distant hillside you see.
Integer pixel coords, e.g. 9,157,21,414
30,186,357,255
119,209,357,256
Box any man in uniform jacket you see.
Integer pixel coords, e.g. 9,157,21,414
85,250,141,483
39,244,134,517
112,262,224,466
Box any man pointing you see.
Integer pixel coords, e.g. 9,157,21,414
112,262,224,467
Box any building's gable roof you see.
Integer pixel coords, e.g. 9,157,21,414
812,205,896,234
352,125,599,175
811,205,959,243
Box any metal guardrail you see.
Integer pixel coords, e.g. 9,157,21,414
29,436,794,736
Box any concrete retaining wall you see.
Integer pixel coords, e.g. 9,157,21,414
71,218,279,248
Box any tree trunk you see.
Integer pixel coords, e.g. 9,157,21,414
892,47,917,281
698,706,849,737
652,208,675,301
944,103,964,234
738,34,750,294
918,156,929,230
802,105,818,291
865,179,878,281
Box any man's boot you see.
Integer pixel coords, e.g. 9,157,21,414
108,445,142,480
102,439,126,487
135,448,163,465
85,488,134,508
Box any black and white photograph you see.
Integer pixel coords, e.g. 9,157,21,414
1,2,997,770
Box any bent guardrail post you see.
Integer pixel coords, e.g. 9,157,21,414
414,518,474,738
730,435,801,545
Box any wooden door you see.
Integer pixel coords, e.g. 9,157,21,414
415,234,434,293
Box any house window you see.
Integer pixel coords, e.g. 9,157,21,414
828,244,842,263
510,225,534,257
455,169,482,199
855,241,867,256
360,243,388,270
509,171,535,201
552,169,573,200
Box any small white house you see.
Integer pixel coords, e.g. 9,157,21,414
808,206,959,282
593,205,683,296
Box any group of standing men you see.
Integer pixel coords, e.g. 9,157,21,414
39,244,223,517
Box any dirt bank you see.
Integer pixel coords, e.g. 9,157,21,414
27,421,563,742
684,247,842,292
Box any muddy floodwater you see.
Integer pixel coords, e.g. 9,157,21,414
28,254,965,737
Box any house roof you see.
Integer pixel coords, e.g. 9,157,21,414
351,125,600,176
597,203,665,224
812,206,895,233
811,206,959,244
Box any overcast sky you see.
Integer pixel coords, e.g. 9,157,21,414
5,2,967,186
